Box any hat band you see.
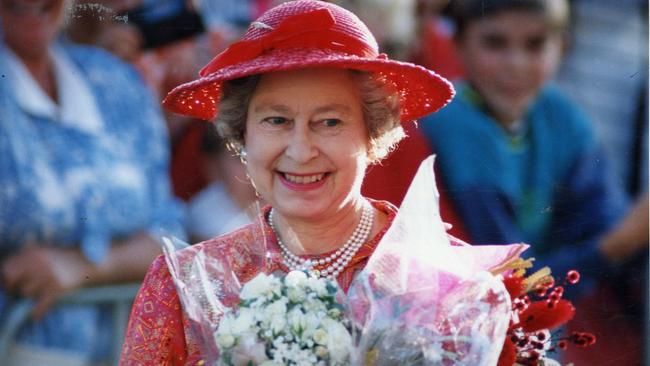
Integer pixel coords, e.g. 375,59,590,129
199,8,378,77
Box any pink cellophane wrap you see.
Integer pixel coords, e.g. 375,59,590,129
162,156,527,365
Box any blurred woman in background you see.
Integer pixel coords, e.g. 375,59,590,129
0,0,184,364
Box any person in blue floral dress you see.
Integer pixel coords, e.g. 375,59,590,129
0,1,185,364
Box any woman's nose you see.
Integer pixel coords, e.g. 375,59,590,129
285,124,318,163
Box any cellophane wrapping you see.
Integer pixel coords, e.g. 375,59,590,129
163,156,525,365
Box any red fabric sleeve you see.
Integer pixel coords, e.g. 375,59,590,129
120,256,191,366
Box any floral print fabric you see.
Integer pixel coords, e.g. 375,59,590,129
0,40,184,358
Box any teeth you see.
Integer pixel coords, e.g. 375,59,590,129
283,173,325,184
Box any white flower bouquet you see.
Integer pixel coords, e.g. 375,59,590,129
214,270,352,366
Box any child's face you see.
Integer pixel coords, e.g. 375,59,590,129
456,10,564,125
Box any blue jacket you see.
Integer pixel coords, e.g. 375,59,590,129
421,83,627,291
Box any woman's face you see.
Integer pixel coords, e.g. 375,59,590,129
456,10,563,125
0,0,67,59
244,68,369,222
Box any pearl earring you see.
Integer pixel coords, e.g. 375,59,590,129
239,148,247,164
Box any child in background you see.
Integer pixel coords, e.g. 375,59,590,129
186,128,259,243
420,0,627,289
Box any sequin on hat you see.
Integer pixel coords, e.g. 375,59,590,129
162,0,454,123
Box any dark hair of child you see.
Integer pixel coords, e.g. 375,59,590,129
450,0,570,38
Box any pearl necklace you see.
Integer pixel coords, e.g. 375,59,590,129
268,203,374,280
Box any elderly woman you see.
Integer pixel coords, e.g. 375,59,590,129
0,0,184,364
120,1,453,364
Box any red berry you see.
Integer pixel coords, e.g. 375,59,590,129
585,333,597,346
518,339,529,348
545,278,555,288
566,270,580,284
510,334,520,343
535,288,548,297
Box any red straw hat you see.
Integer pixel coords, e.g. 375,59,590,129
162,0,454,123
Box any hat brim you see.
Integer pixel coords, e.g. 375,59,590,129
163,47,455,123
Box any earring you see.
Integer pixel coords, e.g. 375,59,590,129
244,167,262,199
239,148,248,165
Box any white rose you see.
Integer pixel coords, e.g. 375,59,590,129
312,328,328,345
269,315,287,334
298,312,321,345
263,299,287,319
322,318,352,363
240,273,281,300
285,270,308,287
287,287,306,303
215,333,235,349
303,298,326,313
303,312,320,332
232,308,256,334
288,308,307,334
263,299,288,334
306,276,329,296
215,314,236,348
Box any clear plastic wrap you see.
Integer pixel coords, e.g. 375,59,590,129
162,156,527,365
161,206,277,361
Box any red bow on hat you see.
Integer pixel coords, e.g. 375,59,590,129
199,8,379,77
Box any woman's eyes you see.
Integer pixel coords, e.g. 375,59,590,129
260,117,343,130
321,118,341,128
262,117,289,126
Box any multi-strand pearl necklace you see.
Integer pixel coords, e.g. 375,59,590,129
268,203,374,280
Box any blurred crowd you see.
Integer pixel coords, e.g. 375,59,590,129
0,0,647,365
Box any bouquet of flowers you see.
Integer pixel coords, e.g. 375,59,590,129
214,270,352,366
162,156,593,365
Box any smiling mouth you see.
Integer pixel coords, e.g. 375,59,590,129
280,172,327,184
